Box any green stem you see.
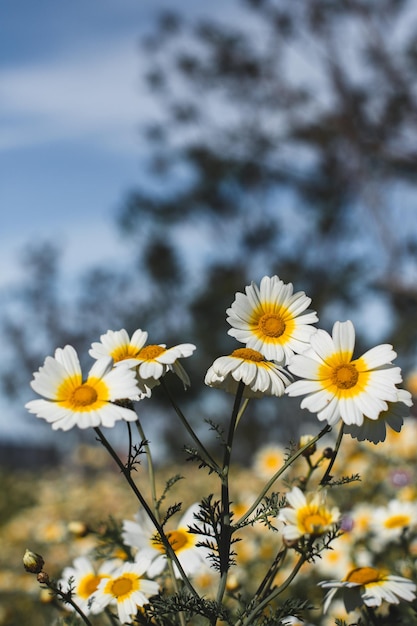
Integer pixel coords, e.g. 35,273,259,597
320,422,344,485
134,420,185,626
215,381,245,613
234,397,249,430
135,419,159,521
49,581,93,626
235,424,331,527
160,378,220,474
93,427,199,600
235,554,306,626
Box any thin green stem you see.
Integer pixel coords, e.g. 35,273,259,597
48,580,93,626
134,420,185,626
235,554,306,626
160,378,220,474
135,419,159,521
235,424,331,527
234,397,249,429
215,381,245,613
93,427,199,600
320,422,345,485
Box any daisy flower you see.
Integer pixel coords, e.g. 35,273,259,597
319,566,416,613
253,444,285,479
278,486,340,541
122,504,209,579
59,556,119,615
226,275,318,364
286,320,402,426
344,388,412,444
91,558,159,624
369,498,417,549
25,345,140,431
90,328,195,389
205,348,291,398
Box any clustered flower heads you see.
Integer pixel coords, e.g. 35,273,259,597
23,275,417,624
26,337,196,430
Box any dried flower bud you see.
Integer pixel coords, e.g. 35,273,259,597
23,549,45,574
37,571,50,584
299,435,316,457
323,447,334,459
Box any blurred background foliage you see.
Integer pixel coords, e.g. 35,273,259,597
2,0,417,460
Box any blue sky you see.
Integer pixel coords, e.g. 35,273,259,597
0,0,231,288
1,0,233,442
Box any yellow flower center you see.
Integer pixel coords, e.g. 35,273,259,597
297,505,334,535
319,354,370,397
110,344,141,362
330,363,359,389
57,376,109,411
137,345,166,360
345,567,381,585
104,573,139,600
78,573,108,599
258,313,286,338
384,514,411,529
71,384,98,406
152,528,195,554
231,348,265,362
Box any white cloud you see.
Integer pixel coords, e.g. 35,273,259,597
0,38,156,154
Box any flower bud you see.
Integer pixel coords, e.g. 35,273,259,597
299,435,316,457
323,447,333,459
37,571,50,584
23,549,45,574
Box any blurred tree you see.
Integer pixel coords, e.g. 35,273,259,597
2,0,417,459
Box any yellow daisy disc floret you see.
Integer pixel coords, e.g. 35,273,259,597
226,275,318,364
25,345,140,431
286,320,402,426
319,566,416,613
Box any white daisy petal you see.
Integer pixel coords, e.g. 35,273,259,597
26,345,139,431
227,275,318,364
284,320,404,431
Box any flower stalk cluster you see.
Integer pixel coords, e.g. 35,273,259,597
23,275,417,626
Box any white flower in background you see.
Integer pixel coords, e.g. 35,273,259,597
25,345,139,430
278,486,340,541
122,504,209,579
286,320,402,426
90,328,195,389
205,348,291,398
253,443,285,479
344,388,412,444
369,498,417,549
226,275,318,364
59,556,119,615
319,567,416,612
91,558,159,624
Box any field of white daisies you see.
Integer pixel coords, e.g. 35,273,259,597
3,275,417,625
